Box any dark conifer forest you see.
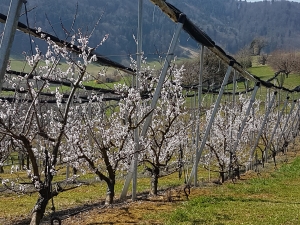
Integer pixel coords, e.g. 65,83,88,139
1,0,300,63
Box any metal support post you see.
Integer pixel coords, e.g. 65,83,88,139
248,91,277,167
120,14,186,200
0,0,24,92
192,92,196,147
231,83,260,156
276,100,297,151
228,70,237,177
131,0,143,201
232,70,237,106
264,97,289,162
194,44,204,186
279,100,297,139
187,60,234,185
293,115,300,138
284,100,299,144
291,101,300,137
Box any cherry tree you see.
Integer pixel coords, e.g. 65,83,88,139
202,96,261,183
257,107,280,167
0,31,101,224
62,84,152,204
0,134,11,173
252,100,297,168
139,65,191,195
275,103,299,155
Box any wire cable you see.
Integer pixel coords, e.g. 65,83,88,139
23,1,34,55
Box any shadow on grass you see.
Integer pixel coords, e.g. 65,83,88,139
87,223,155,225
10,201,105,225
10,189,178,225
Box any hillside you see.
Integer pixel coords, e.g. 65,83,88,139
1,0,300,65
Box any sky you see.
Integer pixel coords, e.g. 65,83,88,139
247,0,300,2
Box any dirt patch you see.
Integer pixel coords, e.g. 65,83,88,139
62,188,188,225
60,184,225,224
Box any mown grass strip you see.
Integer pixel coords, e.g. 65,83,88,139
152,157,300,225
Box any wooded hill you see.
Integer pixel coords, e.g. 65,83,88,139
1,0,300,64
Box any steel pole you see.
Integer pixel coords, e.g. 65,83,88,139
229,70,237,177
264,97,289,162
231,83,260,156
248,91,277,166
279,100,297,139
120,14,186,200
0,0,24,92
291,101,300,137
284,100,299,144
277,100,297,149
194,44,204,186
287,100,300,145
131,0,143,201
187,60,234,185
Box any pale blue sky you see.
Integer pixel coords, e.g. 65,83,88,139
247,0,300,2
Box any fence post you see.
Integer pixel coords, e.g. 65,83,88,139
0,0,24,92
187,60,234,185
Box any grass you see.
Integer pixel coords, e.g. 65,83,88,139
9,56,126,86
0,163,214,223
247,65,274,78
45,149,300,225
164,196,300,224
8,56,300,106
6,56,133,98
184,63,300,110
153,157,300,225
10,57,117,76
247,64,300,91
4,149,295,225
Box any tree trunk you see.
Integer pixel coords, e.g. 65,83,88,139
94,168,115,205
220,171,225,183
150,167,159,195
105,179,115,205
0,165,4,173
30,211,44,225
26,155,30,170
73,167,78,175
30,189,50,225
272,151,277,168
261,150,265,168
219,165,226,183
